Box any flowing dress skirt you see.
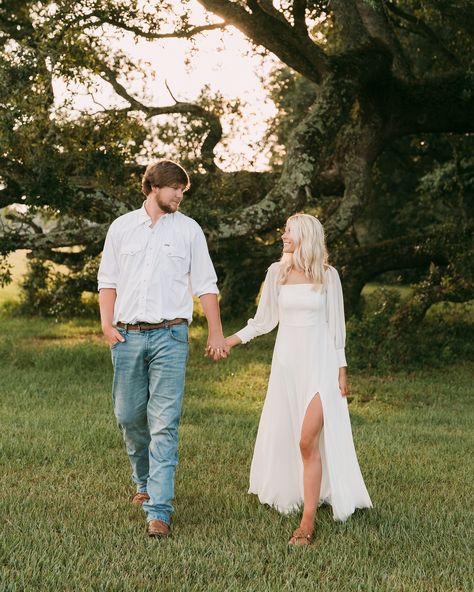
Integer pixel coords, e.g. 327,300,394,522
248,286,372,521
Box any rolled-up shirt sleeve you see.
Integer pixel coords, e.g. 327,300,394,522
97,224,119,290
235,262,280,344
326,266,347,367
190,226,219,297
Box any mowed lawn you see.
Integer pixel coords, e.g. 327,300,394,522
1,317,473,592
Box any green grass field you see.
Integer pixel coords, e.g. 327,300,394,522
1,315,473,592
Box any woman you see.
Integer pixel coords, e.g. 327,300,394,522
224,214,372,545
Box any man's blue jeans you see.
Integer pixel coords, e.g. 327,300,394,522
111,323,189,525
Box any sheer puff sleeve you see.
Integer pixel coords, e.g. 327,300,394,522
326,266,348,368
235,262,280,344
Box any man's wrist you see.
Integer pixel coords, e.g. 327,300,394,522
207,328,224,338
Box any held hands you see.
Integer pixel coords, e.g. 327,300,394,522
204,334,229,361
204,334,239,361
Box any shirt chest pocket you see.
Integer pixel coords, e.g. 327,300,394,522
161,242,188,277
120,243,146,256
119,243,146,273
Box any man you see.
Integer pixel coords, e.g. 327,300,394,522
98,159,227,538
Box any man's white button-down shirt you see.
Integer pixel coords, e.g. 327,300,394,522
97,205,219,325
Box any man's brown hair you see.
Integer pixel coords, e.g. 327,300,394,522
141,160,190,196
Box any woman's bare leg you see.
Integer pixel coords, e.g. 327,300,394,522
298,393,324,534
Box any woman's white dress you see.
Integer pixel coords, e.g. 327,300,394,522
236,263,372,522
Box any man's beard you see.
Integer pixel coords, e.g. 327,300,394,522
156,197,179,214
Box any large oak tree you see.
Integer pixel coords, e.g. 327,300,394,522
0,1,473,317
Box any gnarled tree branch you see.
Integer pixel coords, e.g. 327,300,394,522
0,222,109,252
252,1,288,25
198,0,329,83
97,62,223,171
385,2,460,67
93,19,227,40
292,0,307,34
211,72,361,240
355,0,412,78
330,0,371,49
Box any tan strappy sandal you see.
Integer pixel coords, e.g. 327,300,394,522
288,527,313,546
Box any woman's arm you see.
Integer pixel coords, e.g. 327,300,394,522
224,333,242,352
326,266,347,368
225,263,280,349
326,266,349,396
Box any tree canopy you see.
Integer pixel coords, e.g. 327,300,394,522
0,0,473,319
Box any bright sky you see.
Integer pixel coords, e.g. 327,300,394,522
53,2,279,171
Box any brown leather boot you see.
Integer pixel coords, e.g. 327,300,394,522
131,492,150,505
147,519,171,538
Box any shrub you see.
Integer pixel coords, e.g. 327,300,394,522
346,288,474,372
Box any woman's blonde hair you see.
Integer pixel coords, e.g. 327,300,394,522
279,213,328,288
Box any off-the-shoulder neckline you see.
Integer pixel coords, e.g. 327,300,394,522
281,282,314,286
279,264,331,286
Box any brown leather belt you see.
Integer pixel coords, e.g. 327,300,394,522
117,318,188,331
